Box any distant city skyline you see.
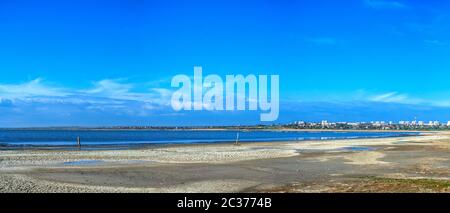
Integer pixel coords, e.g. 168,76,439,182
1,0,450,127
292,119,450,125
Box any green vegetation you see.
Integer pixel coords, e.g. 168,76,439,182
367,177,450,191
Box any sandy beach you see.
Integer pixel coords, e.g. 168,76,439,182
0,131,449,193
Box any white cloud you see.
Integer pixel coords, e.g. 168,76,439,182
424,39,448,46
0,78,69,99
286,90,450,108
0,78,174,115
304,37,338,46
364,0,407,9
80,79,173,106
85,79,134,96
367,91,450,107
83,79,148,102
370,92,409,103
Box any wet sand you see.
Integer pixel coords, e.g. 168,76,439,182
0,132,449,193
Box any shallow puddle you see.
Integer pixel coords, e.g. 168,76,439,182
342,147,376,151
63,160,104,166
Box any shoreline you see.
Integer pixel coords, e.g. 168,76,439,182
0,130,424,151
0,132,449,193
0,127,437,132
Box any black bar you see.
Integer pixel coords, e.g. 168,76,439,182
1,193,449,211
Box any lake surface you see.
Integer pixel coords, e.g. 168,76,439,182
0,129,419,148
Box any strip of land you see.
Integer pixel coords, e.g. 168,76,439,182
0,132,449,193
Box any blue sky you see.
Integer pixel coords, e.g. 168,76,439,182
0,0,450,127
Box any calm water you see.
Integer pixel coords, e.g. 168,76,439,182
0,129,419,148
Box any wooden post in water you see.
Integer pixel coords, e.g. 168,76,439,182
235,125,240,146
77,136,81,149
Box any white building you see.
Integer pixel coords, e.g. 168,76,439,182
428,121,440,126
296,121,305,126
